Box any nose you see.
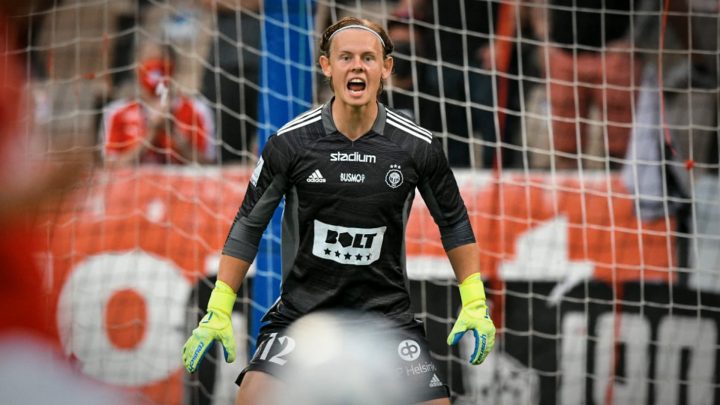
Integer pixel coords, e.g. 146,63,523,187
350,56,364,71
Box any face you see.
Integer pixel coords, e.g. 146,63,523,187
138,58,172,97
319,28,393,108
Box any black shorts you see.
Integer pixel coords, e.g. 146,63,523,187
236,314,450,404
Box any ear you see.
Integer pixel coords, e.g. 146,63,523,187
319,55,332,78
382,56,394,80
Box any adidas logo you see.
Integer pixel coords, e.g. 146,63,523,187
306,169,326,183
429,373,443,388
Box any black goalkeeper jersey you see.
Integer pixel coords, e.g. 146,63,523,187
223,99,476,327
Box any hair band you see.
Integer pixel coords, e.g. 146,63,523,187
328,24,386,49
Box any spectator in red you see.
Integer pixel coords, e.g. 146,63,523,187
534,0,641,170
101,42,216,167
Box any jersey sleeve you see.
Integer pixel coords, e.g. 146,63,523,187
175,97,216,163
101,101,143,159
194,98,216,163
416,138,476,251
222,134,292,262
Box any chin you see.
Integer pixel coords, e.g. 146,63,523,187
339,92,373,107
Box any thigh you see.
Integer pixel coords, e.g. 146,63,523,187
394,324,452,403
235,371,280,405
418,399,451,405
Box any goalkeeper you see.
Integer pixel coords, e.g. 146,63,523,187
183,16,495,405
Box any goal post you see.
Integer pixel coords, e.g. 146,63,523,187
252,0,316,356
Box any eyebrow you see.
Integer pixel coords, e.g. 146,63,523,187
337,50,378,55
333,50,380,62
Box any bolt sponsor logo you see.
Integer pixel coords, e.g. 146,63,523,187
330,151,376,163
312,220,386,265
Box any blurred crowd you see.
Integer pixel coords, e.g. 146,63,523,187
376,0,718,174
16,0,720,174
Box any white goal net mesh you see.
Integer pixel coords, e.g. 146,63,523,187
7,0,719,404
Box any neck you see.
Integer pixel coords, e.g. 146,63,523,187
332,100,377,141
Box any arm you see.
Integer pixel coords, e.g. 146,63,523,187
105,145,147,168
446,242,496,365
217,254,251,291
183,134,290,373
447,242,480,283
181,254,252,373
103,102,162,168
165,121,201,164
164,96,213,164
181,232,258,375
105,128,159,168
415,139,495,365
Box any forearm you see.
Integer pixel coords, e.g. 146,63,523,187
105,128,158,168
168,127,201,163
447,242,480,283
217,254,252,292
105,144,146,168
183,253,246,372
446,242,495,365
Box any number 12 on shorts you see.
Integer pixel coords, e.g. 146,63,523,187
253,332,296,366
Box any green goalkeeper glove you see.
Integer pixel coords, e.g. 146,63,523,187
182,280,237,373
447,273,496,365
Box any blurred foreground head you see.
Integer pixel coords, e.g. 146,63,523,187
0,0,91,343
272,310,410,405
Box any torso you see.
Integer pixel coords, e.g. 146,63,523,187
232,100,469,328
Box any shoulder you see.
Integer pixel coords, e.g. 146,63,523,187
382,106,433,145
263,105,323,156
102,99,141,129
276,105,324,137
104,98,136,117
175,96,214,123
174,95,212,117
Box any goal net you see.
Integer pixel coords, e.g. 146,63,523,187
15,0,720,404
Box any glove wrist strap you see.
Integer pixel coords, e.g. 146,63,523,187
459,272,486,305
207,280,237,316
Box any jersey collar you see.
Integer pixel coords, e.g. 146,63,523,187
321,98,387,137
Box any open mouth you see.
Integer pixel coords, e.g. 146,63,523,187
347,78,366,93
